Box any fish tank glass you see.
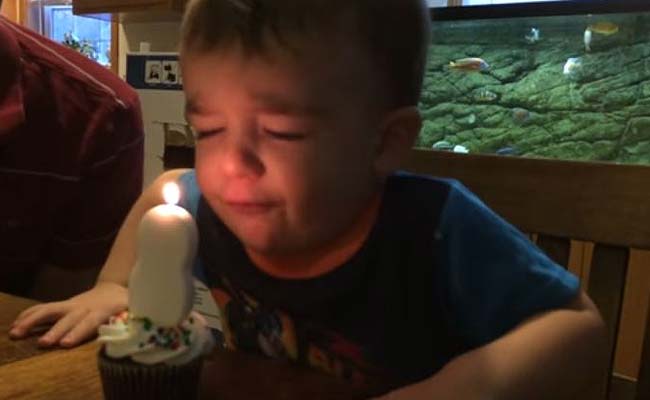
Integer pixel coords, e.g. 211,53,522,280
417,0,650,165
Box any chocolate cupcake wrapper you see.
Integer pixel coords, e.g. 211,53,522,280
98,349,203,400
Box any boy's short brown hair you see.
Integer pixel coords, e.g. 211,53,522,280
180,0,431,108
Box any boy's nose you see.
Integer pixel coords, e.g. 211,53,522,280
219,133,265,179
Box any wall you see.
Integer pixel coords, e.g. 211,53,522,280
0,0,19,22
464,0,559,4
118,21,183,186
117,21,181,79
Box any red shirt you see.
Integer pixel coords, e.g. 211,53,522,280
0,17,144,295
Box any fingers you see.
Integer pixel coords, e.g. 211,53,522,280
13,304,41,322
59,311,105,348
37,307,90,347
9,303,67,339
8,286,127,347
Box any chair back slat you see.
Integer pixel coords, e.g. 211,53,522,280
536,234,571,268
586,245,630,399
402,150,650,250
637,296,650,400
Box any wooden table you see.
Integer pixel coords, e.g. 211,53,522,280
0,292,380,399
0,292,103,400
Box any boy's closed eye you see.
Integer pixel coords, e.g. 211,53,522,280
262,128,306,141
193,126,308,142
195,128,225,140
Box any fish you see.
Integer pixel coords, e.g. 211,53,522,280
496,146,520,156
453,145,469,154
432,140,454,151
563,57,582,76
588,21,619,35
511,108,531,124
584,28,592,52
475,88,498,102
449,57,490,72
525,27,541,44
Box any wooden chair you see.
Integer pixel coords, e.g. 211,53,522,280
402,149,650,400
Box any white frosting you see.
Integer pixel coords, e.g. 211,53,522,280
98,311,214,366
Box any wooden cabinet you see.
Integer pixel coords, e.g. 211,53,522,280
73,0,188,21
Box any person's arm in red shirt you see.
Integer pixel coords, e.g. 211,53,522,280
10,168,191,347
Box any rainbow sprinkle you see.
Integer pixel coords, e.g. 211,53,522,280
110,311,195,351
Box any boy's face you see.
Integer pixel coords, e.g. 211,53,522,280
182,34,389,258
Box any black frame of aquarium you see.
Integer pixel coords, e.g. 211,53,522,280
430,0,650,21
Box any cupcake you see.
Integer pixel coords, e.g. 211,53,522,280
97,183,214,400
97,310,214,400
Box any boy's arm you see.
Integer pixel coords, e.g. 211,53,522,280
376,291,607,400
9,169,191,347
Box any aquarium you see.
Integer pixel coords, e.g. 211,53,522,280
418,0,650,165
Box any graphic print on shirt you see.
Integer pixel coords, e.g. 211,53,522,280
209,277,385,385
210,281,298,360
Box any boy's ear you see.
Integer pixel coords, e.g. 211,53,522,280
373,106,422,176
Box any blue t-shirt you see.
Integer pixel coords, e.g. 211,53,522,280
178,170,578,391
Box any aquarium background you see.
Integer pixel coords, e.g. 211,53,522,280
417,9,650,165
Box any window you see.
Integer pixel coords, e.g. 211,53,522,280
426,0,448,6
462,0,560,4
427,0,562,7
25,0,113,68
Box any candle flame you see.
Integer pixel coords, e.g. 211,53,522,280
162,182,181,205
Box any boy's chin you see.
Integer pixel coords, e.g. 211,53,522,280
242,240,292,257
238,233,286,255
240,235,310,260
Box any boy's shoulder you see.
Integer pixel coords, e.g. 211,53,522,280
384,171,470,217
388,170,455,188
176,169,201,216
387,171,469,198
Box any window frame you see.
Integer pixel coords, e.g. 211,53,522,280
18,0,119,74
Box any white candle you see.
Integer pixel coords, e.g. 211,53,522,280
128,182,198,326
